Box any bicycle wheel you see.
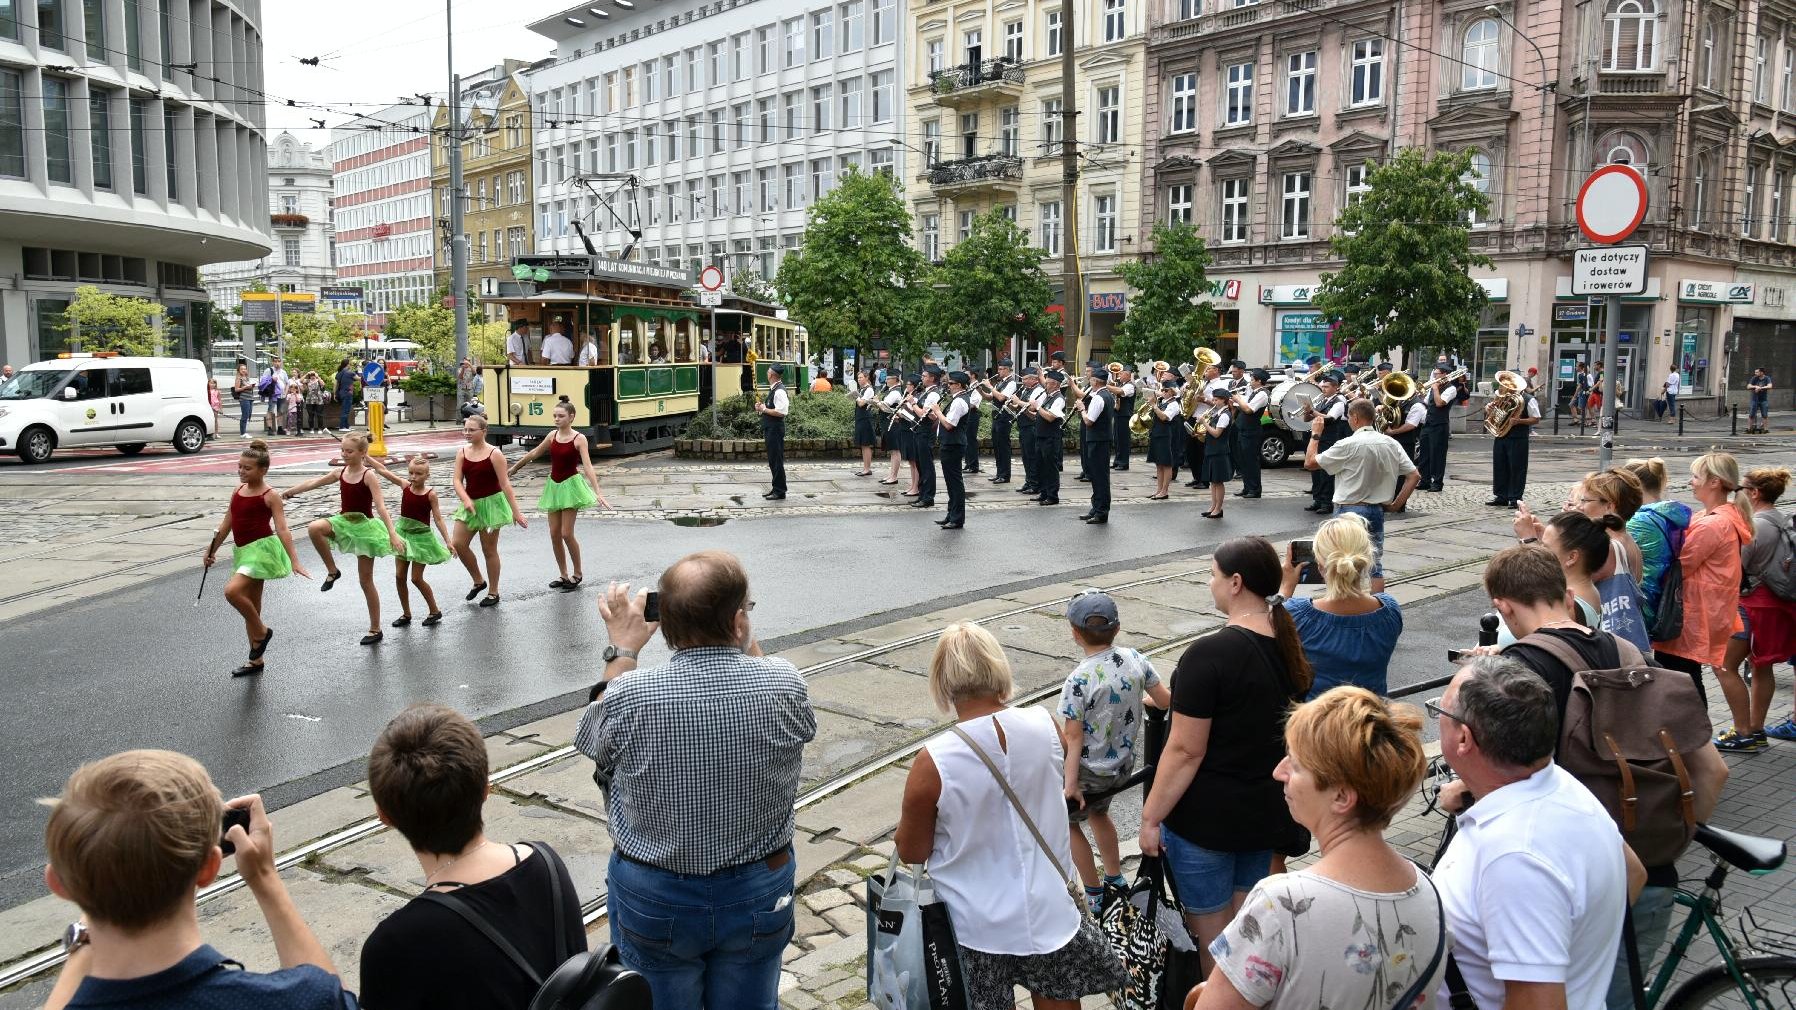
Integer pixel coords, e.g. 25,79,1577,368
1665,955,1796,1009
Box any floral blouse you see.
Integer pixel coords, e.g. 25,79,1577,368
1210,868,1448,1010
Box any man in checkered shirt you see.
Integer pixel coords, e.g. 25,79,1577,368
575,550,815,1010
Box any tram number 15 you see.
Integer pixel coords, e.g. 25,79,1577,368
528,402,545,416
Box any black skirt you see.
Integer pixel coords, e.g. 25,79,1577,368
853,409,876,446
884,423,911,456
1201,442,1235,482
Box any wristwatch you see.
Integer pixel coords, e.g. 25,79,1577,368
1520,536,1540,544
601,645,638,664
63,921,89,954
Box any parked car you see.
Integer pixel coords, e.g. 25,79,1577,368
1253,415,1307,467
0,354,214,464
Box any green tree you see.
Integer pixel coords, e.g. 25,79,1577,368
385,294,456,367
731,269,781,306
775,168,930,366
1112,222,1219,367
470,319,510,366
1312,148,1492,360
920,209,1058,367
61,286,168,355
279,310,363,378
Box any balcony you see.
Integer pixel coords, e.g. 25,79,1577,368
270,213,309,229
929,57,1025,107
927,154,1023,195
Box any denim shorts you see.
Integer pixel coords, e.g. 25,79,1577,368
1161,826,1272,915
1732,604,1751,642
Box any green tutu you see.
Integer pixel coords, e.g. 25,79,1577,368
538,474,598,512
453,491,514,532
328,512,394,558
232,535,293,581
396,517,451,565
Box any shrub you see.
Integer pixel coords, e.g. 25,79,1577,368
683,390,856,440
399,368,457,397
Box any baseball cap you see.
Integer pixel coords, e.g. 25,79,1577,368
1066,590,1120,632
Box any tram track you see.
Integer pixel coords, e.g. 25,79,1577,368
0,509,1504,990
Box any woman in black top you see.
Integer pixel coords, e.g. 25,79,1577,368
1138,536,1313,973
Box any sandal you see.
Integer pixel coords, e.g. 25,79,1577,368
422,612,443,627
565,575,584,591
879,479,899,485
360,631,384,646
231,662,264,678
854,470,873,476
250,626,274,661
549,578,569,590
478,594,502,608
391,615,412,628
465,581,487,601
319,570,341,592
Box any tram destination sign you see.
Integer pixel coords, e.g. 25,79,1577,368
1572,245,1648,296
513,255,690,287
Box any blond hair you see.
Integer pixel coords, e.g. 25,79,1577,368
928,622,1014,712
1691,451,1751,526
341,430,371,453
44,750,222,930
1313,513,1375,600
1284,687,1426,830
1623,456,1667,495
1582,468,1644,521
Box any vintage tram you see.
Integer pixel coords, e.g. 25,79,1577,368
477,254,807,455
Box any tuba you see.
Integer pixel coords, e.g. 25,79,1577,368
1484,370,1527,437
1373,371,1417,432
1193,346,1221,375
1130,395,1159,435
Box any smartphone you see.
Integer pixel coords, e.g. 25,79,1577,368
1289,539,1315,566
220,808,251,856
643,590,660,623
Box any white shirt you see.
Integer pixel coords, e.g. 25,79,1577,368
1157,397,1182,420
856,383,877,406
1242,389,1270,413
1207,408,1231,433
541,332,575,365
882,386,904,409
1119,381,1136,398
1434,764,1627,1010
506,331,532,363
1433,384,1459,406
921,387,942,413
1039,390,1065,421
1083,392,1106,423
967,385,983,409
943,393,969,429
996,375,1018,399
1664,371,1682,395
766,385,790,414
577,341,600,366
923,707,1081,955
1317,426,1418,504
1404,401,1428,427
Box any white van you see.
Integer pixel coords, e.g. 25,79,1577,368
0,355,215,463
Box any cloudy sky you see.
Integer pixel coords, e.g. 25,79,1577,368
259,0,556,140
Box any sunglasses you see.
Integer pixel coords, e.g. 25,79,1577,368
1424,696,1468,725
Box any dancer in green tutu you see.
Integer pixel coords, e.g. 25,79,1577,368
452,413,527,608
508,397,612,591
203,440,310,678
283,431,404,646
372,454,451,628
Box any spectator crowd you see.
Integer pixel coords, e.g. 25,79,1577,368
35,450,1796,1010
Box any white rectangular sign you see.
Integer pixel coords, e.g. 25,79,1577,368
1573,245,1649,295
510,376,555,395
698,290,723,306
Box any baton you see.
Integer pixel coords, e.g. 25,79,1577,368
196,563,210,607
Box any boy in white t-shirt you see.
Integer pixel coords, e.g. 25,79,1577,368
1058,590,1171,914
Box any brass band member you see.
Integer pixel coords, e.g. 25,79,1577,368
853,370,878,477
1305,371,1349,513
1200,383,1236,519
1013,367,1045,496
1487,371,1542,508
1230,367,1271,499
1034,370,1069,506
933,371,973,529
1377,362,1426,511
1418,361,1460,493
1110,366,1137,472
962,367,984,476
1147,379,1184,499
877,370,907,487
1186,360,1223,489
911,367,944,509
986,358,1019,484
1079,373,1114,524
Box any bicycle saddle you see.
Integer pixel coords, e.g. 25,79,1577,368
1694,823,1787,874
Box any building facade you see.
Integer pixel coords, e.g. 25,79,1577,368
908,0,1148,363
1,0,273,365
524,0,909,286
330,104,433,325
430,61,539,323
1138,0,1796,410
204,131,336,311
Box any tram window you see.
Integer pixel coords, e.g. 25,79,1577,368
645,318,668,363
618,318,644,365
674,321,696,363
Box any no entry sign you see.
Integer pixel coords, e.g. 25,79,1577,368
1576,165,1649,244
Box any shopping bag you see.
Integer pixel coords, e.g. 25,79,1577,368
1101,857,1171,1010
1156,859,1205,1010
866,855,970,1010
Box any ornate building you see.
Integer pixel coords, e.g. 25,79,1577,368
431,60,543,323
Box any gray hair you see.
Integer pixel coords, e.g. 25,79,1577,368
1455,656,1559,767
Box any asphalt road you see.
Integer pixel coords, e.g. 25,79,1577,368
0,500,1343,908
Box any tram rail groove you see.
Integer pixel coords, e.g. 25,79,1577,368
0,511,1500,989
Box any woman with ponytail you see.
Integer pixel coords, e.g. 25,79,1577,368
1715,466,1796,751
1655,452,1754,704
1276,514,1403,696
1623,457,1691,632
1140,536,1312,975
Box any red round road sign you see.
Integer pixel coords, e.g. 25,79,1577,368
1575,165,1649,244
699,265,724,291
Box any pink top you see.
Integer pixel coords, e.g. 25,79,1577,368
1655,506,1753,666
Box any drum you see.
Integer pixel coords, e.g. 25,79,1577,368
1270,379,1322,431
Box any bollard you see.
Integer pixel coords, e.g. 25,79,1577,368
1731,404,1738,437
1479,613,1500,647
1677,404,1685,437
368,400,387,457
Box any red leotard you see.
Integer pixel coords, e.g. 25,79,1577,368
548,434,580,482
462,451,501,499
339,469,374,515
230,486,274,546
400,486,432,523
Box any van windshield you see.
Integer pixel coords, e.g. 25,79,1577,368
0,370,71,400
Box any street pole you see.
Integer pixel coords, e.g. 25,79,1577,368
448,7,470,399
1597,293,1620,470
1060,1,1082,369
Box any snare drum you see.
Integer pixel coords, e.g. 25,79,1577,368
1270,379,1322,431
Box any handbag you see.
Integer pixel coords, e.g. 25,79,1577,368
865,854,970,1010
1100,857,1196,1010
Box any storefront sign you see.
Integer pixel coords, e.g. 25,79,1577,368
1555,304,1590,322
1572,246,1649,295
1088,291,1127,313
1259,284,1316,306
1203,279,1243,301
513,255,690,286
1276,311,1329,365
1677,280,1755,304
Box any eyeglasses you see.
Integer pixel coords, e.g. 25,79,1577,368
1570,496,1606,507
1424,696,1468,725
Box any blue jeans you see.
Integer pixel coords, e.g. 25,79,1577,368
1334,502,1386,578
1161,826,1271,915
1750,396,1768,420
1605,884,1676,1010
237,396,254,435
607,849,796,1010
1664,393,1677,418
338,394,354,429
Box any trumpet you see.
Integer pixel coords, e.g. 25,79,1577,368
1129,396,1158,435
1426,367,1468,389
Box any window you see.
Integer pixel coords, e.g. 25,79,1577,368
1775,170,1787,241
1463,19,1499,89
812,9,833,59
1351,39,1384,105
812,84,834,133
733,171,750,214
665,120,679,160
711,109,726,151
1042,98,1063,154
1784,44,1794,110
709,41,725,83
622,66,637,107
922,118,940,163
709,176,724,216
38,0,63,49
2,0,17,40
870,147,894,176
1096,86,1120,144
785,18,804,67
759,167,776,211
754,26,772,75
1168,184,1193,224
733,103,750,146
1345,163,1372,208
783,93,801,140
872,0,893,45
758,99,775,143
1104,0,1125,41
1700,18,1717,89
1095,193,1118,251
1743,164,1760,236
0,71,23,178
1221,177,1249,242
605,134,618,172
643,124,658,166
128,97,145,192
840,0,863,52
871,70,894,123
960,112,978,158
122,0,139,68
840,77,863,128
1280,172,1311,238
785,162,804,208
624,129,637,169
1039,200,1062,254
643,61,658,102
43,77,72,184
1046,9,1062,56
959,209,974,241
1691,156,1708,228
688,47,703,91
1177,0,1198,17
87,93,111,189
1756,37,1770,104
732,33,748,80
1225,62,1254,125
686,116,702,155
922,213,940,259
283,237,301,266
926,38,944,73
1004,20,1023,61
1170,73,1197,132
963,28,982,64
810,157,834,199
1603,132,1648,167
1464,150,1491,226
1000,106,1019,155
82,0,103,59
1285,51,1317,115
1602,0,1657,72
162,107,175,200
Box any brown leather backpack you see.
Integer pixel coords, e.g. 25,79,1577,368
1516,633,1713,867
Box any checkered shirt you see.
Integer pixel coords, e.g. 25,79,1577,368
574,646,816,875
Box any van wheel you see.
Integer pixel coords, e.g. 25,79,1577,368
18,426,55,464
117,443,148,455
174,419,207,454
1260,432,1292,467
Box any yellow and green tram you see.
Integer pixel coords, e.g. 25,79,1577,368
477,255,807,455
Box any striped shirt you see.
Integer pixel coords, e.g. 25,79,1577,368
574,646,815,875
